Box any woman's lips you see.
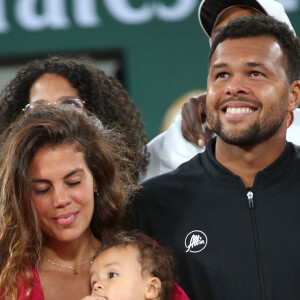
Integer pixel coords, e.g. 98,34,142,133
53,212,78,226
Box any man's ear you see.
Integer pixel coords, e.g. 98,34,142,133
287,80,300,112
145,277,161,299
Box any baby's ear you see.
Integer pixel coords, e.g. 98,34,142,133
145,277,161,299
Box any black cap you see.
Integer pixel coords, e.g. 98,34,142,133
199,0,266,37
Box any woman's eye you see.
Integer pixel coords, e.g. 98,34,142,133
67,181,81,187
34,188,50,195
109,272,118,279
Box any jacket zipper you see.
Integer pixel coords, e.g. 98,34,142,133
247,190,266,300
247,191,267,300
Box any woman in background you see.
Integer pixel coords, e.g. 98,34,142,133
0,56,148,182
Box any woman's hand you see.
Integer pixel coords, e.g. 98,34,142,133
181,92,213,147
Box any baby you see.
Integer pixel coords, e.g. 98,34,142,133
82,230,176,300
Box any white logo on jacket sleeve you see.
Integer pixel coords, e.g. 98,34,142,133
185,230,207,253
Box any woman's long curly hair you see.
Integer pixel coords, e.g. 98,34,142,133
0,106,136,299
0,56,148,182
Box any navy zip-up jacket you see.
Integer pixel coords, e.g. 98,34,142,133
133,138,300,300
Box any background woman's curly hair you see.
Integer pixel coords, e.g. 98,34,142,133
0,55,149,181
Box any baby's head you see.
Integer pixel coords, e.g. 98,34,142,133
90,230,175,300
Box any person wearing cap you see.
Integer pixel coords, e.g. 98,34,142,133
133,14,300,299
141,0,300,182
200,0,295,39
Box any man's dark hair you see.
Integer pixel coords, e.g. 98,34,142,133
209,14,300,83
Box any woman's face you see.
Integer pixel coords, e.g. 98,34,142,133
29,73,80,104
29,144,96,244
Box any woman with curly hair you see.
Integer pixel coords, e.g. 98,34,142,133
0,105,136,299
0,56,148,182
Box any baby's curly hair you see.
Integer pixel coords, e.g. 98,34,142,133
0,55,148,181
97,230,175,300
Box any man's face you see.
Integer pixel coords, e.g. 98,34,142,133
206,35,291,147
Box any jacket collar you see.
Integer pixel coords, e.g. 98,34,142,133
201,137,295,176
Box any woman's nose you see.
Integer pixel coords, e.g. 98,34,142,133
53,187,71,208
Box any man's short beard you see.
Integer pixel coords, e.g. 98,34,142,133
211,113,286,147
